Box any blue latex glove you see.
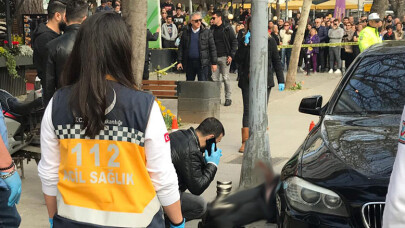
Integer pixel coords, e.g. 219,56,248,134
204,143,222,166
170,218,185,228
244,31,251,45
278,83,285,91
1,171,21,207
49,218,53,228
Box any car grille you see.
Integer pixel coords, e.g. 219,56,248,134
362,202,385,228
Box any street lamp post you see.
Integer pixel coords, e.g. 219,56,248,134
286,0,289,21
239,0,271,189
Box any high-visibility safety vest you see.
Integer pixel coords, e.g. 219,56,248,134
358,26,382,52
51,81,160,227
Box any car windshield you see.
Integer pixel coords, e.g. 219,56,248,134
334,54,405,114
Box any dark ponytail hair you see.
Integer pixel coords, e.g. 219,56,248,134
60,12,136,137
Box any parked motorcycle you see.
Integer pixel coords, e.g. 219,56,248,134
0,88,44,176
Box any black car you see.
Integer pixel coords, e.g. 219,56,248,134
276,41,405,228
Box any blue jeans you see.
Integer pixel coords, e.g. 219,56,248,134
0,105,8,148
281,48,292,70
0,185,21,228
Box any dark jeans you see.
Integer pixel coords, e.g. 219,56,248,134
281,48,292,70
318,47,326,71
186,59,209,81
162,40,175,48
0,188,21,228
241,87,272,128
342,50,355,69
180,192,207,221
54,209,164,228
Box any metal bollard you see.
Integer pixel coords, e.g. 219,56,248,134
216,181,232,199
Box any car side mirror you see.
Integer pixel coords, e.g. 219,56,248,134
299,95,323,116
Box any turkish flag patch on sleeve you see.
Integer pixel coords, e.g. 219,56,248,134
164,133,170,142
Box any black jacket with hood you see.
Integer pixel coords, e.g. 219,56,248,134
43,24,80,106
169,127,217,195
32,23,60,81
177,24,217,69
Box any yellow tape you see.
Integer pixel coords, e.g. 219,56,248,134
151,42,359,51
154,61,178,75
278,42,359,49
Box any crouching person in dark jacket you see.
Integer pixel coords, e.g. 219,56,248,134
169,118,225,221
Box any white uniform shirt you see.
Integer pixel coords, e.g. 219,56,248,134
383,106,405,228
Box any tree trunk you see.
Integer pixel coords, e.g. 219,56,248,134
276,0,281,20
285,0,312,88
370,0,388,19
389,0,405,18
398,0,405,18
122,0,147,88
15,0,44,34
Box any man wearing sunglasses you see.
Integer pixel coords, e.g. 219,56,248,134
177,12,218,81
211,10,238,107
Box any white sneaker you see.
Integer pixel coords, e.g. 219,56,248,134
334,69,342,74
328,69,334,74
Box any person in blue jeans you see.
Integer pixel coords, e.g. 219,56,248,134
0,105,22,227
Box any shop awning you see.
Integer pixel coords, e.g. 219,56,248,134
272,1,315,10
315,0,359,10
272,0,358,10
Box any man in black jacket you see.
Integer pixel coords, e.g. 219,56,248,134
43,0,88,106
211,10,238,107
170,118,224,221
143,28,160,80
176,12,217,81
32,0,66,92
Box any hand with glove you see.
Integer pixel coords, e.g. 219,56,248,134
244,31,251,45
204,143,222,166
278,83,285,92
170,218,185,228
1,168,21,207
49,218,53,228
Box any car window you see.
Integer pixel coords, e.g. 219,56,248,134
334,54,405,114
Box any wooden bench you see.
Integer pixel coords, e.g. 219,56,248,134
142,80,178,99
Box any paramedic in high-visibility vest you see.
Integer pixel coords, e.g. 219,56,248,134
383,106,405,228
38,12,184,228
358,13,382,52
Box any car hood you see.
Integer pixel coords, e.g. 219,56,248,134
321,114,400,179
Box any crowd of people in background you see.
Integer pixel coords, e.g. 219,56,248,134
159,0,405,75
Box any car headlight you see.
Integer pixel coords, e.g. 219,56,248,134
284,177,348,217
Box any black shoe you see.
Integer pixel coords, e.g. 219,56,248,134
224,99,232,106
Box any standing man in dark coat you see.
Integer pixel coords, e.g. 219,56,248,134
44,0,88,106
211,10,238,107
170,118,224,221
32,0,66,92
176,12,217,81
314,18,329,72
143,28,160,80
